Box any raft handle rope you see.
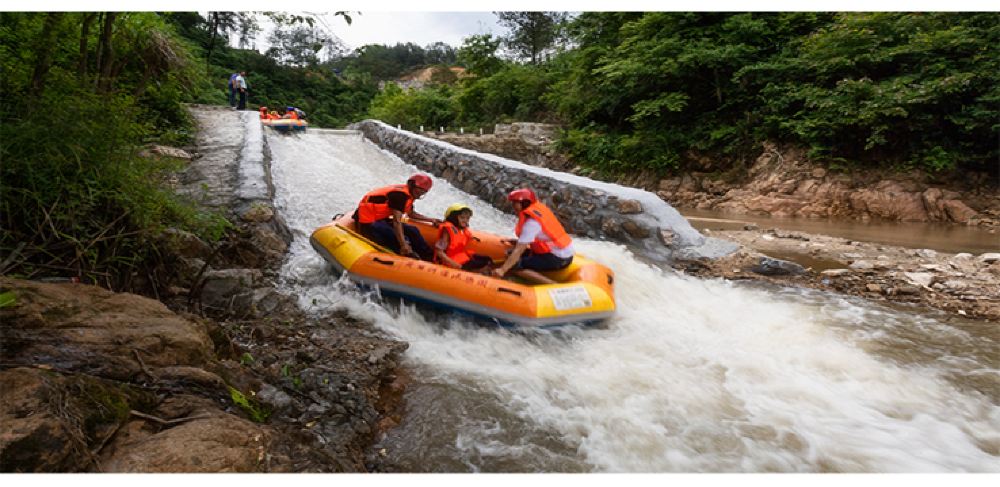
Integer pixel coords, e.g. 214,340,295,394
497,287,522,297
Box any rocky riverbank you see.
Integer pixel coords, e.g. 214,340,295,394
671,226,1000,321
1,105,406,472
655,142,999,228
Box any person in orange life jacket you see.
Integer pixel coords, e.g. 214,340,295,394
492,188,574,285
258,106,269,120
352,174,442,261
434,204,493,272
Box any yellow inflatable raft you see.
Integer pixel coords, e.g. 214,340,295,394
310,214,615,328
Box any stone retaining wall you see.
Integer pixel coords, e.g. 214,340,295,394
349,120,737,262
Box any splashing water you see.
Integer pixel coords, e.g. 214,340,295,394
266,129,1000,472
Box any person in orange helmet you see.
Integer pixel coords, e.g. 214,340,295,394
352,174,442,261
492,188,575,285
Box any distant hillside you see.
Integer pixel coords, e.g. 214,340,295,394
382,66,469,90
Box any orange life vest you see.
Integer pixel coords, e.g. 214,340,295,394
355,185,413,224
258,108,268,120
436,222,472,265
287,110,299,120
515,201,572,255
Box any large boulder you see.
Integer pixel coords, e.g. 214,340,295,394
197,268,262,316
0,278,215,381
0,368,90,472
942,199,978,223
0,367,156,472
101,411,273,473
750,257,807,276
849,181,929,222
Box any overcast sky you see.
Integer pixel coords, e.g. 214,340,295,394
319,12,508,51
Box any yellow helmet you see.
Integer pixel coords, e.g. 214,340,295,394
444,203,472,220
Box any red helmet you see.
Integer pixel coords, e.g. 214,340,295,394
407,174,433,191
507,188,537,203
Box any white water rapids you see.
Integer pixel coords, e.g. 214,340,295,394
266,129,999,472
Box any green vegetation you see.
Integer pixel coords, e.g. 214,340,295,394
0,12,229,288
2,12,994,291
228,386,270,423
0,291,15,308
367,12,999,178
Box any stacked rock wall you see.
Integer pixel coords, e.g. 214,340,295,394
349,120,737,262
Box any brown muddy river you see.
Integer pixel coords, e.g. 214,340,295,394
682,208,999,255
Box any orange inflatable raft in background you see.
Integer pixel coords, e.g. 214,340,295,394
262,118,308,133
309,214,615,328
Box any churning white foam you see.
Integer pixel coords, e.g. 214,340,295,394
265,129,999,472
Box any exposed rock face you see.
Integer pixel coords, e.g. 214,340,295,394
668,143,998,226
431,123,574,172
0,368,97,472
694,227,1000,321
1,278,215,381
350,120,738,262
100,411,273,473
0,276,407,473
849,181,930,222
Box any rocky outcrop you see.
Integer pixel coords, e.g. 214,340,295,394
431,123,575,172
350,120,737,262
658,143,999,226
0,275,408,472
688,228,1000,321
0,279,214,381
0,279,270,472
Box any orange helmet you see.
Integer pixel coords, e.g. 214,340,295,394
507,188,537,203
407,174,433,191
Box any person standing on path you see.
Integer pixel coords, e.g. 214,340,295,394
234,71,248,110
227,72,239,108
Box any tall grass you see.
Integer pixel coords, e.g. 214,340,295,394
0,86,228,289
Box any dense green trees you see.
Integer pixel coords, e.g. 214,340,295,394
332,42,457,81
752,13,1000,171
370,12,998,177
495,11,568,65
1,12,225,287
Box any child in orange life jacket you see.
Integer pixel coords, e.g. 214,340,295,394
434,204,493,272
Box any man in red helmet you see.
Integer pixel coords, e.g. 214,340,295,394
353,174,442,261
492,188,575,285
